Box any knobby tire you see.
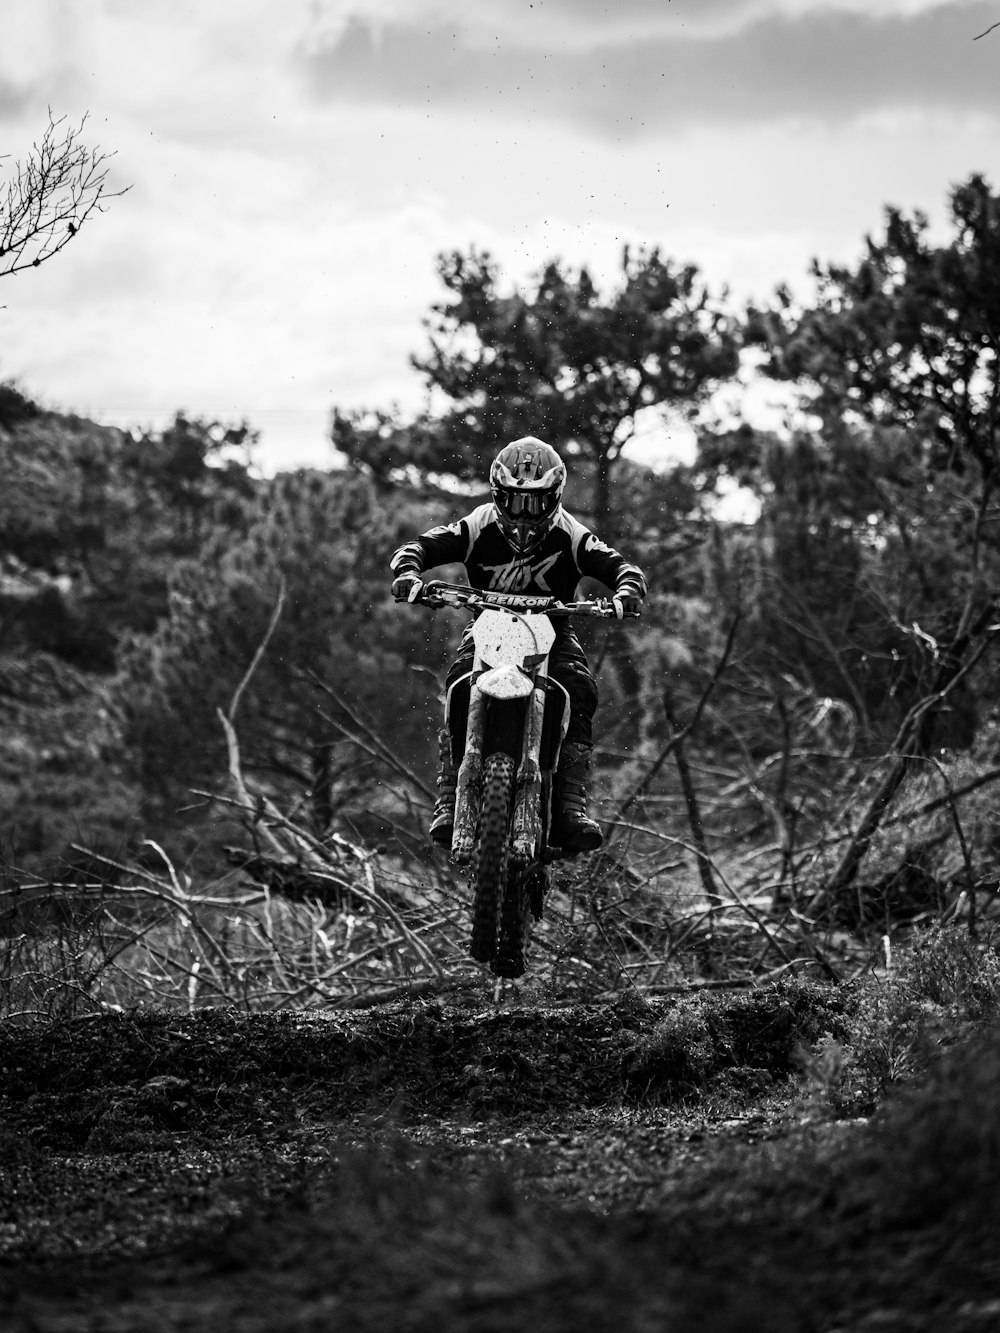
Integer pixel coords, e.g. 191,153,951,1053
494,858,534,978
470,752,515,965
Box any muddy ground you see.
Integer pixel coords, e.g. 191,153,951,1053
2,982,998,1332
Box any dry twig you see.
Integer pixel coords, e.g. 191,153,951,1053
1,111,129,279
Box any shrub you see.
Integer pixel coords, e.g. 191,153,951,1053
802,925,1000,1116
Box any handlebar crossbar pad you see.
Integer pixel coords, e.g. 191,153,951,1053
419,580,630,618
478,592,555,611
422,581,553,611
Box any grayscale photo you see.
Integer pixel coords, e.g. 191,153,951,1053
2,2,999,1329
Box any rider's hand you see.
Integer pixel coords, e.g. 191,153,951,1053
392,573,424,603
612,591,642,619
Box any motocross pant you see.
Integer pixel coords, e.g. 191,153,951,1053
444,621,598,752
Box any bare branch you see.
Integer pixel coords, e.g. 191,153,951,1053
973,20,1000,40
1,110,130,280
227,579,286,724
609,610,741,828
812,616,999,910
306,670,435,801
662,689,723,912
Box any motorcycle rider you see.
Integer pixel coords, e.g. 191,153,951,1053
390,436,646,854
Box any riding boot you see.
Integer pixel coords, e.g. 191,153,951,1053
429,728,457,846
551,742,603,853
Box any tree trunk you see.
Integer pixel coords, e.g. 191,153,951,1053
664,690,722,911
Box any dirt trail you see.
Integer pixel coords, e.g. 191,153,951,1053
2,988,996,1332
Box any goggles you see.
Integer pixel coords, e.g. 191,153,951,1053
496,487,558,519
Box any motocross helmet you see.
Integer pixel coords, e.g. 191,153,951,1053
489,437,566,557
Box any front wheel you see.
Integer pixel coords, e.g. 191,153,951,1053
470,752,515,965
493,858,539,978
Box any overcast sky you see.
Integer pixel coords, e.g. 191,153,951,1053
1,0,998,471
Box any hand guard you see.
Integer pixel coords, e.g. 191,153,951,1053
391,573,424,603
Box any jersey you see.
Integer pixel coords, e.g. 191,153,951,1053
389,504,647,604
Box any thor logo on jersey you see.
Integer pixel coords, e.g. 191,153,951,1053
481,552,561,593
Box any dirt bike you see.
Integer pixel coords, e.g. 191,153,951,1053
410,579,631,979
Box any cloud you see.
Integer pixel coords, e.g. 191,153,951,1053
1,134,556,470
303,0,956,51
527,0,965,41
298,1,1000,135
0,82,31,121
3,0,996,477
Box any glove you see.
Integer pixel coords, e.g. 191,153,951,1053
612,590,642,619
391,572,424,603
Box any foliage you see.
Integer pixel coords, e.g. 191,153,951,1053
8,170,1000,1333
337,245,739,535
0,381,41,430
0,406,259,664
0,652,141,874
112,469,455,830
736,176,1000,735
12,174,1000,990
0,406,262,871
681,175,1000,910
331,407,471,489
696,424,998,759
801,926,1000,1116
857,1020,1000,1229
751,175,1000,474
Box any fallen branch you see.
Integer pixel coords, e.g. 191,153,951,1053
332,977,446,1009
214,584,368,867
813,615,998,910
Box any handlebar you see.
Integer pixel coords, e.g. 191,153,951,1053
396,579,639,619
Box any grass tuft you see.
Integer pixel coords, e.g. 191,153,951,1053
800,925,1000,1116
